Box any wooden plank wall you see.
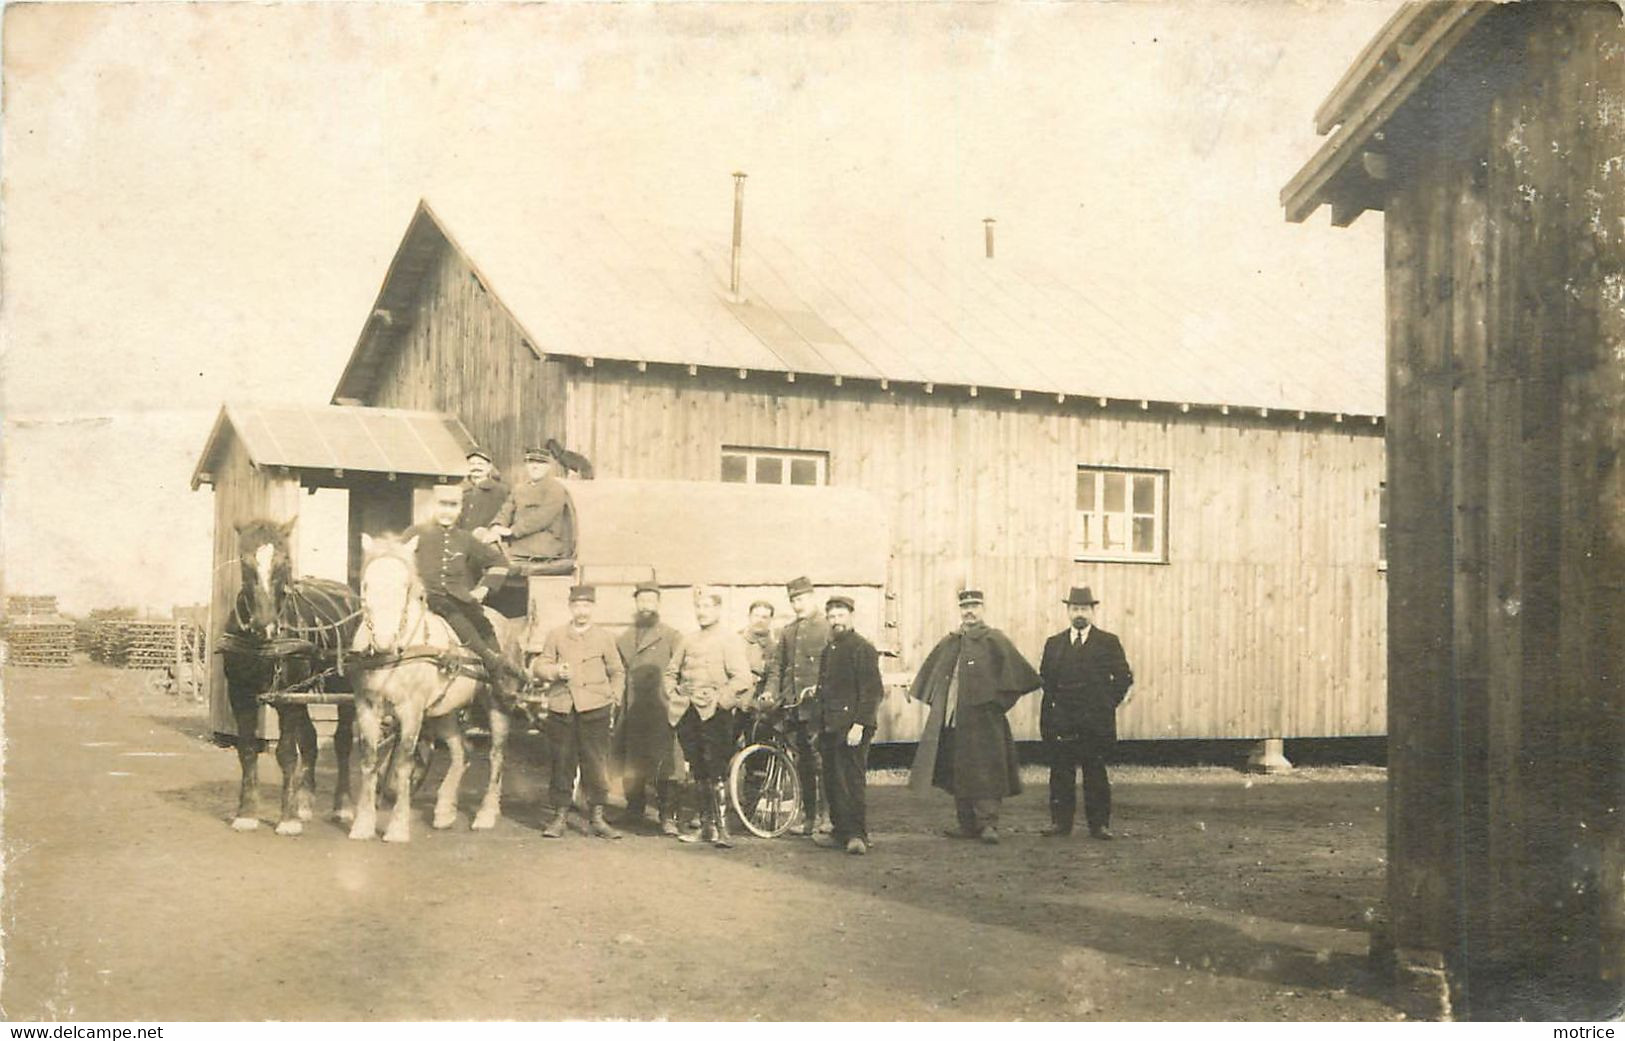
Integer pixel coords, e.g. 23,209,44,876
366,240,568,481
1381,2,1625,1005
560,368,1386,741
206,430,301,740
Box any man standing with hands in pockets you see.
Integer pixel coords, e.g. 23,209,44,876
1038,586,1134,840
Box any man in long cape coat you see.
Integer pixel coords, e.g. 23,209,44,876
907,588,1041,844
613,582,687,834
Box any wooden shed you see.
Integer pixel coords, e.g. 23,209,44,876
1284,1,1625,1018
327,192,1388,750
190,402,475,740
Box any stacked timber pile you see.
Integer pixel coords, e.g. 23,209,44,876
121,620,204,670
7,595,59,617
85,608,137,660
90,614,206,671
2,596,75,668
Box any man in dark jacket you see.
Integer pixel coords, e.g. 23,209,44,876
813,596,884,855
907,588,1041,844
770,576,832,836
1038,586,1134,839
456,448,509,541
410,483,525,700
490,447,570,560
614,582,687,834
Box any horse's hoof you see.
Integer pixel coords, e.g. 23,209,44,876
230,817,260,832
297,804,314,823
432,811,456,830
348,821,376,841
275,819,303,837
333,807,356,826
471,810,498,831
382,823,411,844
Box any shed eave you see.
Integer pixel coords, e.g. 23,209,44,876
1283,1,1495,225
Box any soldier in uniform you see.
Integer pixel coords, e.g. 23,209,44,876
410,484,526,701
811,596,884,856
456,447,509,543
1038,586,1134,840
489,446,571,561
770,576,831,836
737,600,779,745
907,588,1041,844
530,585,626,840
663,587,753,849
614,582,687,835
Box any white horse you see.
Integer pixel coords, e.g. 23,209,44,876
348,532,521,843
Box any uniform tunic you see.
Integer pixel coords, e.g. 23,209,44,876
456,475,510,533
531,623,625,714
493,475,570,559
662,624,753,725
775,614,831,719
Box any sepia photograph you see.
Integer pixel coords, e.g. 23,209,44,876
1,0,1621,1025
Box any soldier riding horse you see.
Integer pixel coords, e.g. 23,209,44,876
219,518,362,835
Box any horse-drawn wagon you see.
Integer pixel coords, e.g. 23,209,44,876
195,402,903,835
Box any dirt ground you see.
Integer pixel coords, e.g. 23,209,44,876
1,662,1401,1021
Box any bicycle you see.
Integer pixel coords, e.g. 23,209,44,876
726,685,814,838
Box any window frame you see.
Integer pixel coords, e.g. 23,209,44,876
720,445,830,487
1072,465,1170,564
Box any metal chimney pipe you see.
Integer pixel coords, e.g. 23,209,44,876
984,217,996,259
731,172,748,296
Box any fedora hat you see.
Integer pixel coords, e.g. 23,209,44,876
1064,586,1100,607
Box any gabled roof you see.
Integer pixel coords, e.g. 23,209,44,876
335,196,1385,418
1282,1,1495,226
191,403,476,490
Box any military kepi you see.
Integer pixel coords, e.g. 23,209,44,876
957,588,985,606
826,595,856,612
786,575,815,598
523,446,549,462
465,446,493,463
633,580,661,595
568,584,596,602
1064,586,1100,606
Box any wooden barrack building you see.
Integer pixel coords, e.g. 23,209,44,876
321,192,1388,746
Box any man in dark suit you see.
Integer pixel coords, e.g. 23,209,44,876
1038,586,1134,840
811,596,884,856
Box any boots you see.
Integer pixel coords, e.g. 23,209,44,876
589,805,622,840
678,783,712,844
541,808,567,839
711,782,734,849
657,781,681,837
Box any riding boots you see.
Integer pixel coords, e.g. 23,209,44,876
711,782,734,849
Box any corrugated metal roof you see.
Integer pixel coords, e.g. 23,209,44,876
565,479,889,586
191,403,476,489
335,197,1384,416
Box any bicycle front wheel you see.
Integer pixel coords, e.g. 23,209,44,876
728,743,802,839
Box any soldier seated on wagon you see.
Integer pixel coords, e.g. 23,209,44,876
410,483,529,701
489,446,571,561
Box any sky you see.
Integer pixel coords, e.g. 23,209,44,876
0,0,1398,615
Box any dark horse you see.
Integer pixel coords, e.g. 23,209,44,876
221,518,362,835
